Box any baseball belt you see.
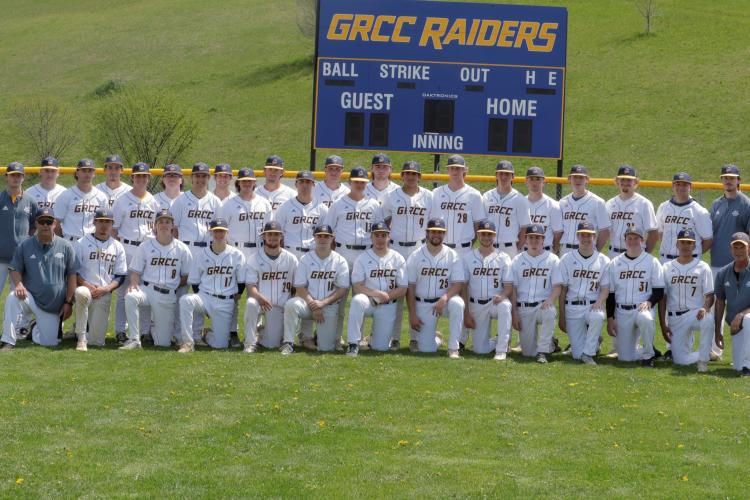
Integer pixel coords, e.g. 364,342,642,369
661,253,698,260
233,242,257,248
336,243,368,250
390,239,424,247
63,235,79,241
122,238,142,246
183,241,208,247
516,301,540,308
564,243,579,249
470,298,492,304
525,246,552,251
617,304,638,310
493,242,513,249
143,281,175,295
668,310,690,317
370,297,398,306
206,292,234,300
415,297,439,303
609,246,626,253
445,242,472,249
566,300,595,305
286,246,310,252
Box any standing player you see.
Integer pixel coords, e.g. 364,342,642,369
256,155,296,213
406,218,466,357
555,222,610,365
482,160,531,259
120,209,192,350
154,164,183,210
714,233,750,376
212,163,235,201
710,164,750,275
243,222,298,352
525,167,563,253
73,209,127,351
364,153,399,203
606,226,665,366
0,163,37,292
346,222,408,354
605,165,659,257
313,155,350,208
658,229,714,372
461,221,513,359
656,172,713,263
96,155,131,209
282,224,350,353
26,156,66,211
509,224,562,363
178,218,245,350
171,162,222,251
53,159,109,241
559,165,611,255
429,155,486,257
276,171,329,259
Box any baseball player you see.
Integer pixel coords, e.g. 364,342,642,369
406,218,466,357
559,165,611,256
509,224,562,363
212,163,235,201
429,155,486,257
154,164,183,210
482,160,531,259
461,221,513,359
275,171,329,259
346,221,408,354
0,163,37,292
710,165,750,275
243,221,298,352
555,222,611,365
171,162,222,251
96,155,131,209
381,160,433,351
25,156,66,211
73,209,127,351
53,159,109,242
658,229,714,372
714,233,750,376
1,208,79,350
313,155,350,208
282,224,350,353
364,153,399,203
605,226,666,366
524,166,563,253
656,172,713,263
120,209,193,350
178,218,245,350
256,155,296,213
605,165,659,257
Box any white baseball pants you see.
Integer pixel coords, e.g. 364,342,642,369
668,310,714,365
179,292,235,348
465,299,512,354
74,286,113,346
244,299,284,348
347,294,398,351
284,297,340,351
2,292,60,346
516,304,556,357
410,296,465,352
564,304,605,359
614,307,656,361
390,244,420,344
729,315,750,372
125,285,178,347
114,244,138,333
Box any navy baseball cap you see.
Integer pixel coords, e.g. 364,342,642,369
371,153,391,166
349,166,369,182
237,168,256,181
295,170,314,181
264,155,284,169
731,232,750,246
104,155,123,167
526,166,545,178
616,165,637,179
40,156,59,169
576,222,596,234
314,224,334,236
371,221,390,233
624,225,645,238
192,162,210,174
526,224,545,236
214,163,232,175
93,208,114,221
476,220,497,233
402,160,421,174
325,155,343,168
721,164,740,177
676,228,697,242
163,164,182,176
36,207,55,220
155,208,174,221
495,160,514,173
131,162,150,175
262,221,283,234
446,154,466,168
569,164,588,177
77,158,95,170
426,218,447,232
672,172,692,183
6,162,24,175
209,218,229,231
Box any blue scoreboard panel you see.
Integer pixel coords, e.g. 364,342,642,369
313,0,568,159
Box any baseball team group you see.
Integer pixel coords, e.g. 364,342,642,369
2,152,750,375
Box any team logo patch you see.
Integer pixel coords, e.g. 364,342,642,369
732,210,740,217
30,254,37,260
54,252,64,259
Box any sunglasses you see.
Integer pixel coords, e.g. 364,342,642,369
37,219,54,226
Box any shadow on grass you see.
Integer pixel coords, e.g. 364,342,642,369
233,56,313,88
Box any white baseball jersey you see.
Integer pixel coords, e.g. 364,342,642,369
26,183,66,210
129,237,193,290
53,186,110,238
509,251,562,303
313,181,350,208
606,193,658,252
188,245,246,296
559,191,611,247
245,249,298,306
256,183,297,212
364,181,400,204
96,182,131,209
75,234,127,287
482,188,532,246
656,198,712,257
608,252,665,305
351,249,407,292
429,184,486,246
555,250,611,302
275,197,328,250
406,245,465,299
112,191,160,243
218,195,272,246
294,250,350,301
171,191,222,244
324,195,382,246
381,187,433,244
527,194,563,248
462,249,512,300
154,191,180,211
662,258,714,312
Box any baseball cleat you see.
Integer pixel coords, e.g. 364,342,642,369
229,332,242,348
16,327,29,341
641,357,655,368
742,367,750,377
536,353,548,364
193,336,209,348
552,337,562,353
301,338,317,350
178,343,194,353
458,342,465,352
119,339,142,350
346,343,359,357
76,339,88,352
447,349,460,359
652,347,663,359
358,337,371,351
280,342,294,355
1,342,14,352
115,331,127,344
697,361,708,373
389,339,400,351
581,354,597,366
709,351,720,362
604,348,618,359
561,344,572,356
493,352,507,361
509,344,523,353
141,333,154,346
408,340,419,352
243,344,257,354
662,349,672,361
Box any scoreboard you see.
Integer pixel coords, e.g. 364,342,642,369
312,0,568,160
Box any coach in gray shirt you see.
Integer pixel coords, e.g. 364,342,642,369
0,162,38,290
710,164,750,274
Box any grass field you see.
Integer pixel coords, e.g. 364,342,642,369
2,0,750,497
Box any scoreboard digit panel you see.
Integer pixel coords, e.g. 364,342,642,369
313,0,568,160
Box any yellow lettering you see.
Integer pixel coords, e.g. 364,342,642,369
419,17,449,49
514,21,540,49
349,14,374,41
476,19,501,46
532,22,558,52
393,16,416,43
497,20,518,47
371,15,395,42
327,13,353,40
442,18,467,46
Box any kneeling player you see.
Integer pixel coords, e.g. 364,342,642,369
658,229,714,372
346,222,407,355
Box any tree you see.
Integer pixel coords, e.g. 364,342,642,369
10,97,80,164
634,0,657,35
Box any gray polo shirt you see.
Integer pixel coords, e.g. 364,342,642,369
714,261,750,324
9,235,79,313
710,193,750,267
0,190,38,263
